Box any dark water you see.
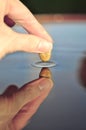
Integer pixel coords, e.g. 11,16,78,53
0,22,86,130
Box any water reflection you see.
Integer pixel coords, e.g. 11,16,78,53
39,67,52,79
0,68,53,130
78,56,86,88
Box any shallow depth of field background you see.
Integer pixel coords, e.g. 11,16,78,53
20,0,86,14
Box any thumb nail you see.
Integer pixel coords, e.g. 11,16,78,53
39,78,53,90
38,40,53,52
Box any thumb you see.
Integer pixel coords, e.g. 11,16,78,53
9,32,53,54
12,78,53,114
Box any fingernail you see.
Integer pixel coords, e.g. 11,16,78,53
39,78,53,90
38,40,53,52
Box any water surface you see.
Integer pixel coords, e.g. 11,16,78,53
0,22,86,130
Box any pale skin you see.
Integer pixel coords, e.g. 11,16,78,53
0,0,53,59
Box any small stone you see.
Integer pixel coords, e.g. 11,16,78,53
39,51,51,62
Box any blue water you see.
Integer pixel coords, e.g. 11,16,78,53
0,22,86,130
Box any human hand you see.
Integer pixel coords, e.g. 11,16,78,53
0,0,53,59
0,77,53,130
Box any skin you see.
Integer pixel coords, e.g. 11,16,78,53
0,77,53,130
0,0,53,59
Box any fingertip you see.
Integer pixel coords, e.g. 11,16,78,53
11,33,53,53
39,78,53,91
37,40,53,53
42,30,53,43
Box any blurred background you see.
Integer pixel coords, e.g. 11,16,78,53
20,0,86,14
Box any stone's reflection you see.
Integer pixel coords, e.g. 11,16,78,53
39,67,52,79
0,76,53,130
78,56,86,87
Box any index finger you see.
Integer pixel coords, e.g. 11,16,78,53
7,0,53,42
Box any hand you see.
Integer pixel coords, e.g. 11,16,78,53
0,0,53,59
0,77,53,130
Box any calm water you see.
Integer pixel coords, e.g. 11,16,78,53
0,22,86,130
